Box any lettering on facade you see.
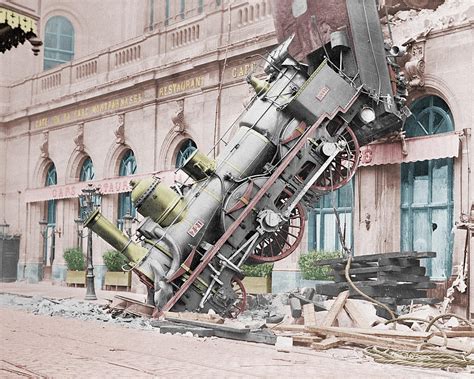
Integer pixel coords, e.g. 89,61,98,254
49,179,131,200
158,76,204,97
231,62,257,79
34,92,144,129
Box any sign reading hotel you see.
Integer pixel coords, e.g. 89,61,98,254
34,92,144,129
158,76,204,97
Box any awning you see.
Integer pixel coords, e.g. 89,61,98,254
359,132,460,166
24,170,187,203
0,6,39,54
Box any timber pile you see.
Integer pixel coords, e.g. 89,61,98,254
313,251,442,315
268,290,474,357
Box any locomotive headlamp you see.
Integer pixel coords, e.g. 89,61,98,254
359,106,376,124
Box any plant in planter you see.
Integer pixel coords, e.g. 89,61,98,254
103,250,131,290
298,250,343,281
241,263,273,294
63,248,86,286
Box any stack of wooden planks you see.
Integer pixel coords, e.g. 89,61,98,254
313,251,442,315
268,291,473,354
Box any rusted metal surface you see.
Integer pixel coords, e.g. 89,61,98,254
112,295,154,318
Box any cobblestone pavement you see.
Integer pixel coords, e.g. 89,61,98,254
0,283,462,378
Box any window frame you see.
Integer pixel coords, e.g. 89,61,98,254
43,16,75,70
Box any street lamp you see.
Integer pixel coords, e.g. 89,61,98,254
74,217,85,251
123,213,134,237
78,183,102,301
39,219,48,266
0,221,10,237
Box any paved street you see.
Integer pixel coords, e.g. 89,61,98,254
0,283,462,378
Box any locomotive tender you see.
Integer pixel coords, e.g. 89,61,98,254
85,0,409,316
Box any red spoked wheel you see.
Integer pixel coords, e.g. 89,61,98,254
249,190,305,263
229,276,247,318
312,126,360,191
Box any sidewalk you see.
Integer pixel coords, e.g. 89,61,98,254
0,280,146,305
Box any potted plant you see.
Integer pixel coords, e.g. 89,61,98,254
241,263,273,294
298,250,343,282
64,248,86,287
103,250,131,290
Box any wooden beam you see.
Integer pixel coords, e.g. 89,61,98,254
344,300,373,328
320,290,349,327
311,336,342,351
306,326,433,340
303,303,317,327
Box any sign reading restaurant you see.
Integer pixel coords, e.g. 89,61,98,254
34,92,145,128
158,75,204,97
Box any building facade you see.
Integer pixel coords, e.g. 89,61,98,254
0,0,472,316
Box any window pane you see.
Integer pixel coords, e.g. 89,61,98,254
315,213,321,251
401,164,411,206
338,183,352,208
60,35,73,51
323,213,336,251
431,208,450,279
400,209,410,252
412,209,431,273
431,158,449,203
338,211,351,249
412,161,429,203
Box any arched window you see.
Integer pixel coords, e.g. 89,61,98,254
175,139,197,168
401,96,454,279
118,150,137,230
44,16,74,70
308,182,353,252
44,163,57,267
79,157,95,182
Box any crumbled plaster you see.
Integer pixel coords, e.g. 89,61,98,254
382,0,474,44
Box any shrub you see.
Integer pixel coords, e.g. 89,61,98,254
63,248,85,271
298,251,343,280
242,263,273,278
102,250,128,272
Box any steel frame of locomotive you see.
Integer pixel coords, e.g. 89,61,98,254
84,0,410,316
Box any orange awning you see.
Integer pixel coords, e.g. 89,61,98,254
359,132,460,166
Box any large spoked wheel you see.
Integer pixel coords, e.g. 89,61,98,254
229,277,247,318
249,190,305,263
312,127,360,191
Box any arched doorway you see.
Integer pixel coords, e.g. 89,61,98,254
401,96,454,279
175,139,197,168
43,163,57,272
117,150,137,230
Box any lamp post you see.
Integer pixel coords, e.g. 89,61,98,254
78,184,101,301
123,213,134,237
74,217,85,251
39,219,48,266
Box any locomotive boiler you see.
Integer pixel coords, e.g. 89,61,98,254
84,0,409,316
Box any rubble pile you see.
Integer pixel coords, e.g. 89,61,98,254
383,0,474,44
0,293,153,329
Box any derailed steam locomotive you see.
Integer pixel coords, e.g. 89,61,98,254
84,0,409,316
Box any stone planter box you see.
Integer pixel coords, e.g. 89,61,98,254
242,276,272,294
66,270,86,287
104,271,131,290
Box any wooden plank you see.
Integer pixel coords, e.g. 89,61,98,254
292,334,323,346
378,273,430,283
344,300,373,328
334,265,402,274
427,336,473,353
306,326,433,340
267,324,306,332
320,290,349,327
434,330,474,338
311,336,342,351
163,311,224,324
314,251,436,266
338,335,420,350
303,303,317,327
165,317,250,334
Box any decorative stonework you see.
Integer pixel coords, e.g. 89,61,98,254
172,100,186,133
40,131,49,158
404,42,425,88
73,123,84,151
114,113,125,144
